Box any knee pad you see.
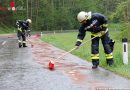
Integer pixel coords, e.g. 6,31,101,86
91,45,99,54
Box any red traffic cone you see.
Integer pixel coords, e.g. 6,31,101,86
48,60,55,70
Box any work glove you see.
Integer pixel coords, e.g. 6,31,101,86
97,31,106,37
98,28,108,37
75,41,82,46
26,30,31,37
75,41,82,49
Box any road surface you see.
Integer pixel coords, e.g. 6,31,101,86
0,34,130,90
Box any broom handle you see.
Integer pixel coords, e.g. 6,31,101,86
23,32,33,46
81,29,108,46
57,29,108,60
56,36,97,60
81,36,97,46
26,37,31,43
57,47,77,59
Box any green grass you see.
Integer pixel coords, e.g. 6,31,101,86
41,31,130,79
0,25,15,34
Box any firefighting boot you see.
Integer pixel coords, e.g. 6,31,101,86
18,43,22,48
106,59,114,66
92,59,99,69
23,43,27,47
109,39,115,52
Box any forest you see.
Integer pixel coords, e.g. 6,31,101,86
0,0,130,38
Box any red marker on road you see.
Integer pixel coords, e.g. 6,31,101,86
48,60,55,70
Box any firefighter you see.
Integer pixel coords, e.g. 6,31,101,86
16,19,32,48
75,11,115,69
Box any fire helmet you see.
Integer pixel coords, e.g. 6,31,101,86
26,19,32,24
77,11,92,22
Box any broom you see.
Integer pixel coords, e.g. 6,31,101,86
48,29,108,69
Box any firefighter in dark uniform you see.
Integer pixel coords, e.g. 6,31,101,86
16,19,32,48
75,11,115,69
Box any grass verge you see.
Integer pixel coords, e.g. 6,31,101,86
41,31,130,79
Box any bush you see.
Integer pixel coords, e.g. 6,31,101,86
115,23,130,41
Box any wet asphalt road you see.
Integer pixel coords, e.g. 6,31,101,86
0,34,130,90
0,35,88,90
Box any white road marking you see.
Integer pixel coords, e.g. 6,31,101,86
2,41,6,45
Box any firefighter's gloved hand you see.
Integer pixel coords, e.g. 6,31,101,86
26,30,31,37
75,41,82,46
75,41,82,49
98,31,106,37
101,31,106,35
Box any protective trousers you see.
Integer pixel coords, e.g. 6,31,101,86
17,30,27,48
91,32,113,66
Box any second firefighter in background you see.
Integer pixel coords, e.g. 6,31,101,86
16,19,32,48
75,11,115,69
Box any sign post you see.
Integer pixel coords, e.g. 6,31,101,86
122,38,128,65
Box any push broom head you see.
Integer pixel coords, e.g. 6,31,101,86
48,60,55,70
31,44,34,48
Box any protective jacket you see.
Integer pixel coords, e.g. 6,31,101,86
75,13,114,68
16,20,29,31
77,13,108,41
16,20,30,48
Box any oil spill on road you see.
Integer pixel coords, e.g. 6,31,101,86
30,34,111,89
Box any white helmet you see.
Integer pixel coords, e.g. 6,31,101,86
77,11,92,22
26,19,32,24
